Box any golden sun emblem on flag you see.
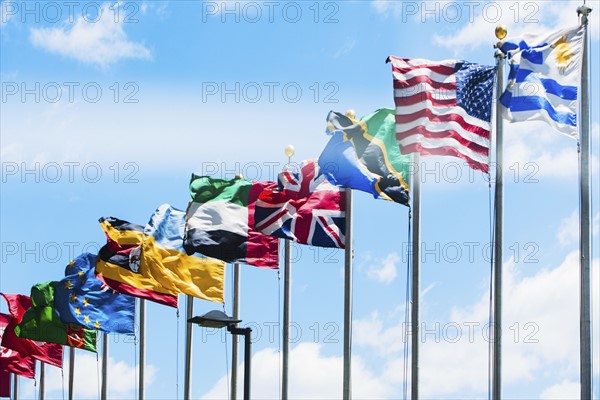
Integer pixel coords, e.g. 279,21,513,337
552,35,575,74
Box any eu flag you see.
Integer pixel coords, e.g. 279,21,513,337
54,253,135,335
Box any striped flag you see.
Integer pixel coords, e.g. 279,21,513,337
499,26,583,137
389,57,495,173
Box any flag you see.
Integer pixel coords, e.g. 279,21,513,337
0,294,63,368
54,253,136,334
499,26,583,137
184,176,280,268
0,370,10,397
255,160,346,248
14,283,97,352
318,108,410,206
389,56,495,173
96,217,177,307
0,313,36,379
96,205,226,307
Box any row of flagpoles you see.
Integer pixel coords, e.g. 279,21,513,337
1,5,594,400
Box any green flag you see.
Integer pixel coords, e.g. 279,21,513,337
318,108,410,206
14,282,97,352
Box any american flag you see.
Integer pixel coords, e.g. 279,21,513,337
254,160,346,249
389,57,495,173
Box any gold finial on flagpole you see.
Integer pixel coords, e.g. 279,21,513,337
345,109,356,119
495,24,508,40
284,145,295,158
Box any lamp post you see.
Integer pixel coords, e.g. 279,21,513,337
188,310,253,400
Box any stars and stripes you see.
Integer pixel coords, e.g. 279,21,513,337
389,56,495,173
255,160,346,248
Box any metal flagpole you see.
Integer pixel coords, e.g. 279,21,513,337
68,347,75,400
101,332,108,400
577,4,592,399
492,26,506,400
282,239,291,400
139,298,146,400
411,152,421,400
343,188,353,400
231,263,241,400
184,295,194,400
282,145,294,400
39,362,45,400
12,374,18,400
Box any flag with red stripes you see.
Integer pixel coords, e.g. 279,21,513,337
389,56,495,172
255,160,345,248
0,314,35,379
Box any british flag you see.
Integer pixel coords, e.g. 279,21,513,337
254,160,346,248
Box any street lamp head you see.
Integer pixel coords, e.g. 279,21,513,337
188,310,241,329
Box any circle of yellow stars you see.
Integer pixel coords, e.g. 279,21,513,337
66,260,102,330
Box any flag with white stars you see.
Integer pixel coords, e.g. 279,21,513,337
389,56,495,173
54,253,135,335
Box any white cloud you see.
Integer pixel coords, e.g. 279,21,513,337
333,39,356,58
432,1,599,53
20,353,157,399
503,120,600,180
539,380,580,399
29,3,151,68
557,209,580,246
556,210,600,247
201,342,397,399
46,352,156,398
352,245,600,398
366,252,399,284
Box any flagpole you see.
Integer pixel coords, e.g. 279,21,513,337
411,152,420,400
577,5,592,400
39,361,45,400
12,374,18,400
492,26,507,400
282,145,294,400
184,295,193,400
282,239,292,400
68,347,74,400
139,298,146,400
231,263,240,400
101,332,108,400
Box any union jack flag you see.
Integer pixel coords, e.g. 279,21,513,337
255,160,346,248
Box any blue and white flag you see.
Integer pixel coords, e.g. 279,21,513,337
500,26,583,137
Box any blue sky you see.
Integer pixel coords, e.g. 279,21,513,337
1,0,599,398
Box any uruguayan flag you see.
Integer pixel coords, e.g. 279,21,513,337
500,26,583,138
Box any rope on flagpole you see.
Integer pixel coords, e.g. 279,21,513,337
487,170,495,400
223,302,230,400
402,207,412,400
96,343,101,400
176,307,180,400
277,260,282,397
61,355,65,400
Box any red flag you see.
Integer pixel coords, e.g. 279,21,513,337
0,370,10,398
389,56,494,173
255,160,346,248
0,294,63,368
0,314,35,379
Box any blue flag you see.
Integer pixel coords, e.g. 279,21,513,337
317,109,410,206
500,26,583,137
54,253,135,335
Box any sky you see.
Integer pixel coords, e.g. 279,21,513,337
1,0,599,399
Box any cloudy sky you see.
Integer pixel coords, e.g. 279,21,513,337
1,0,599,399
